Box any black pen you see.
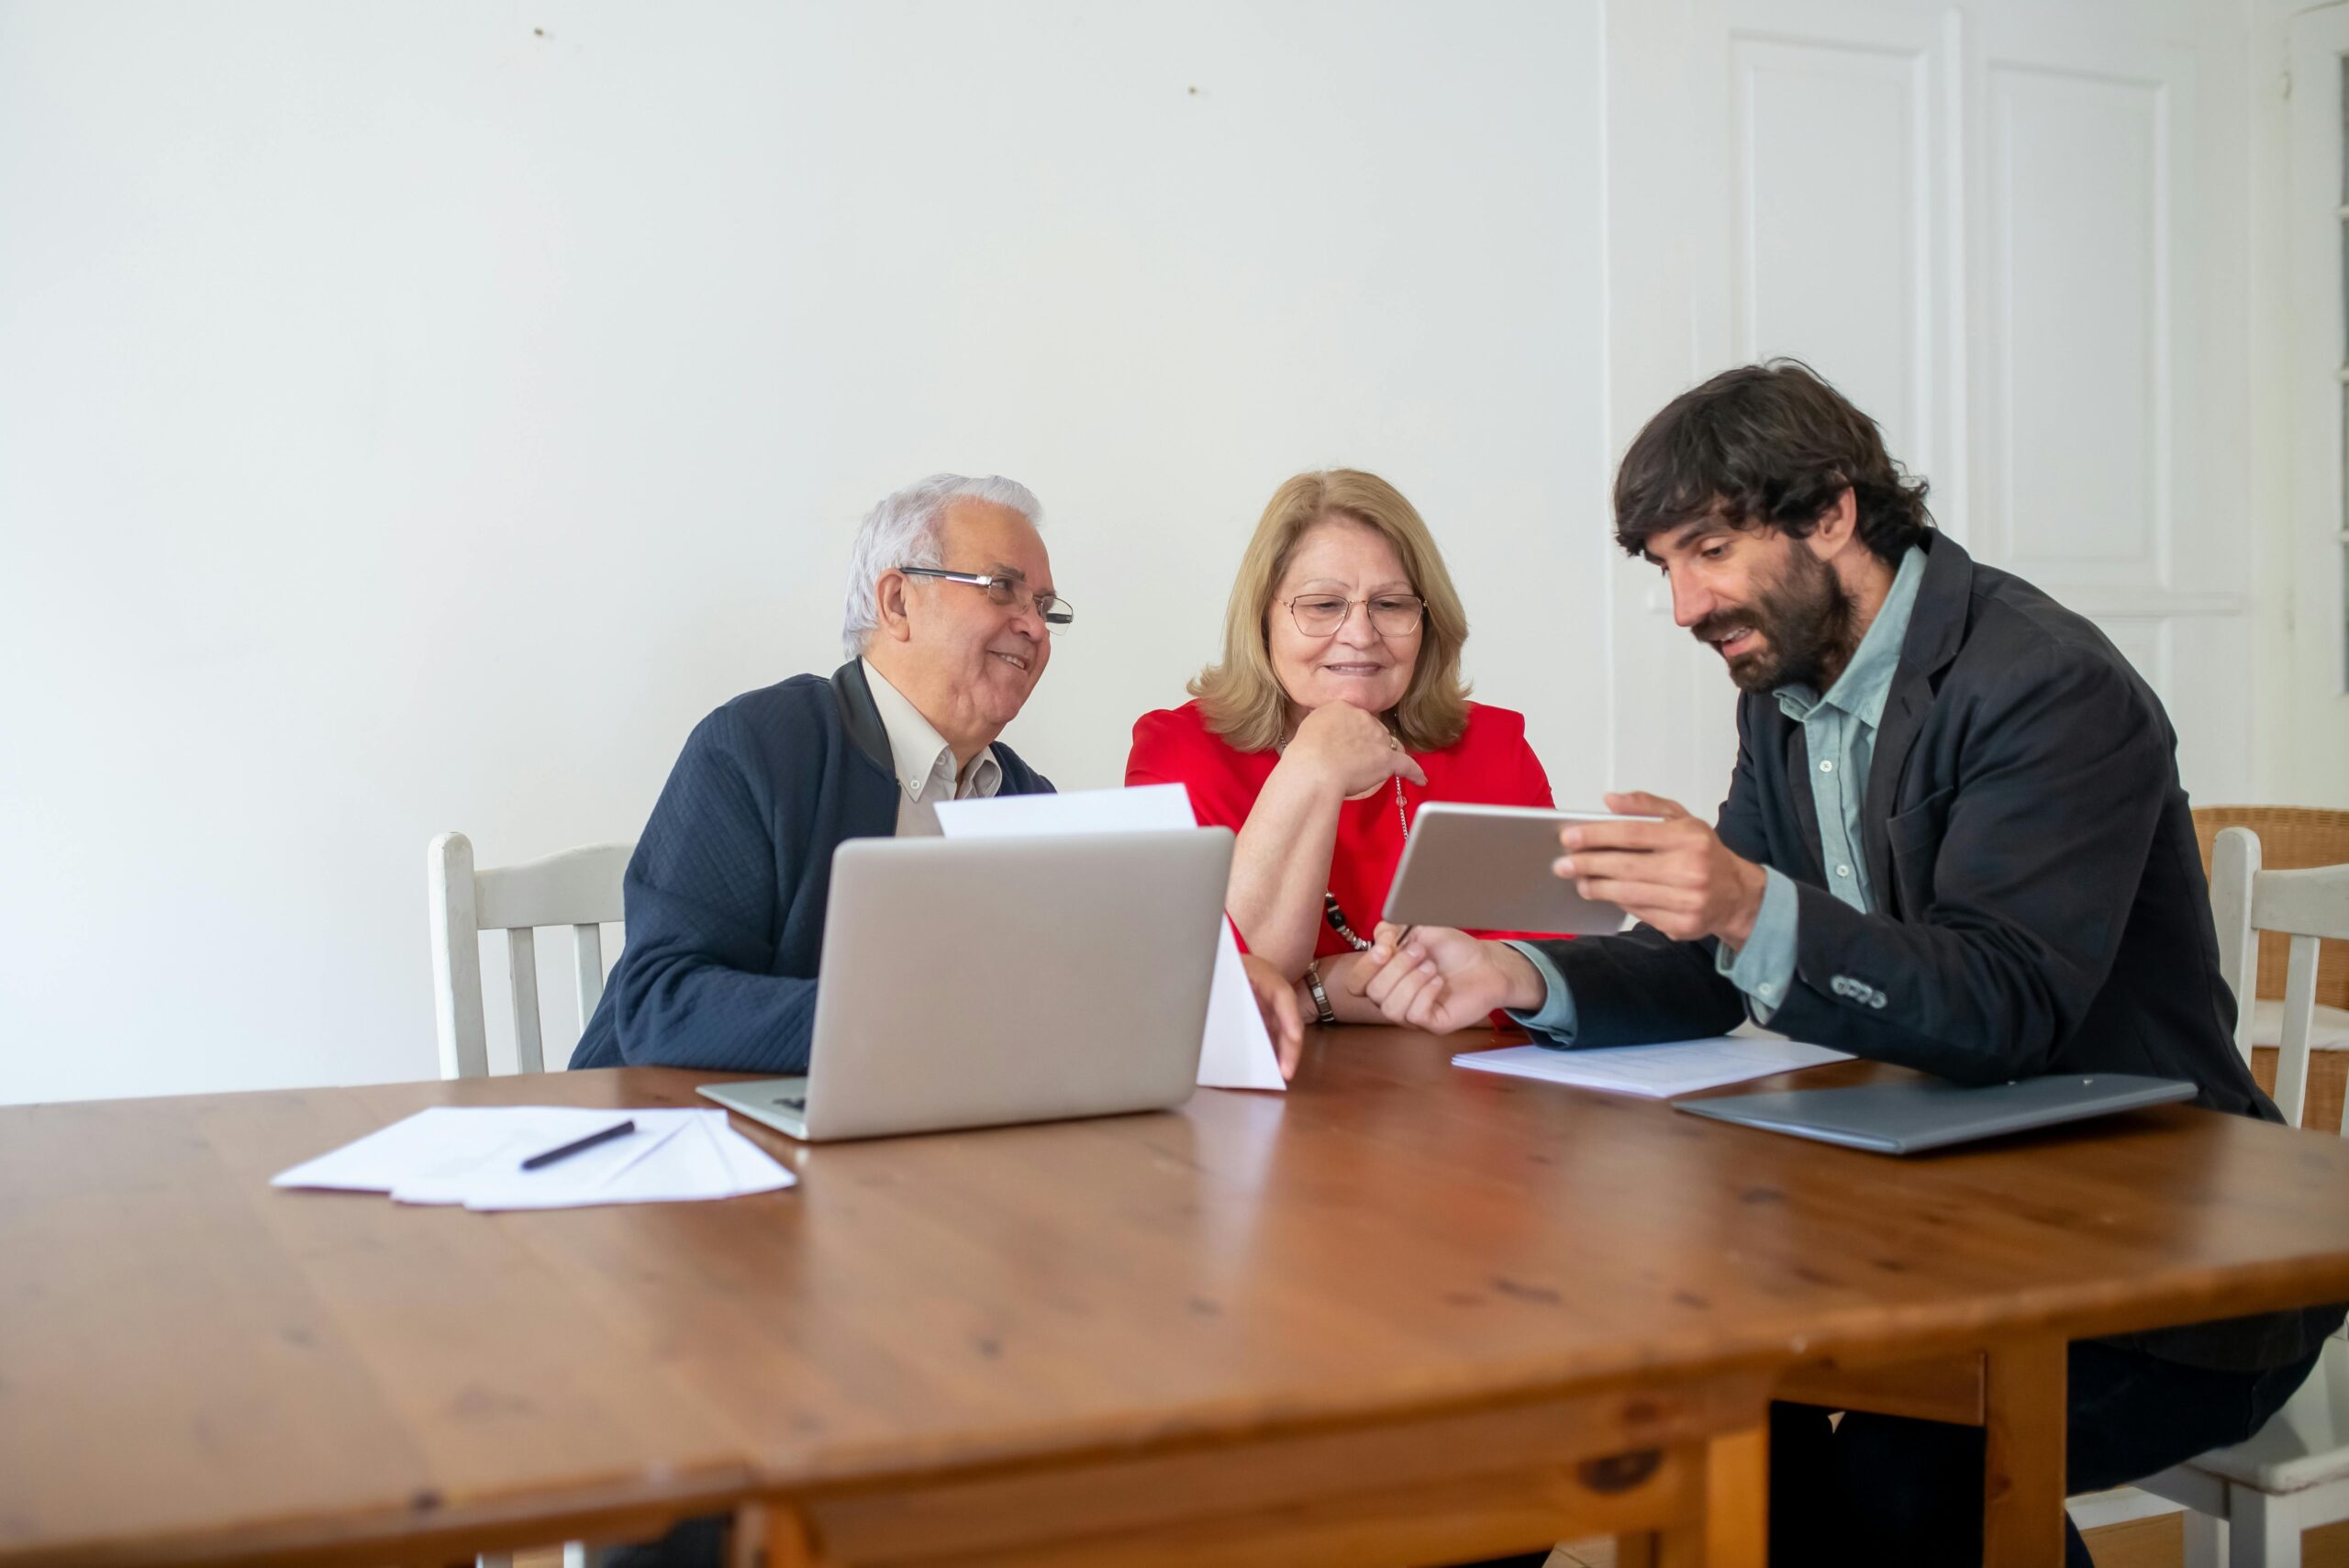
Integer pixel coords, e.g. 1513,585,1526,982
519,1118,635,1171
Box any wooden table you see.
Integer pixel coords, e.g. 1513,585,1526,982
7,1028,2349,1568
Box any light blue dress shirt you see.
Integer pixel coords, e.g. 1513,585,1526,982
1507,546,1929,1040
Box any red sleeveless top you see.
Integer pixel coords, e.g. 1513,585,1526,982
1126,700,1555,958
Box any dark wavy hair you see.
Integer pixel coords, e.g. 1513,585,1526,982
1613,360,1934,565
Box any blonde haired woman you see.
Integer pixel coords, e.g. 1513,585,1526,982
1126,470,1553,1025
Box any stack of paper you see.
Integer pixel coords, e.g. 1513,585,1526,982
935,783,1287,1092
270,1106,796,1209
1453,1037,1852,1099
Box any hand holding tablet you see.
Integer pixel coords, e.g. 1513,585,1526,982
1361,791,1703,1030
1369,790,1776,1034
1552,790,1774,948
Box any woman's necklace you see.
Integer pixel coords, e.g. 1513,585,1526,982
1277,725,1412,952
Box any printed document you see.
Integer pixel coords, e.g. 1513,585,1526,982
1453,1037,1852,1099
270,1106,796,1209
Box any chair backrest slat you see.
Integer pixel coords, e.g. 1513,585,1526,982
2211,828,2261,1066
2254,865,2349,950
474,846,630,931
2280,932,2330,1135
427,833,632,1081
2272,932,2316,1129
507,925,544,1075
572,924,607,1028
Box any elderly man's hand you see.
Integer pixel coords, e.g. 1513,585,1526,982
1351,924,1546,1034
1239,951,1305,1080
1555,792,1769,947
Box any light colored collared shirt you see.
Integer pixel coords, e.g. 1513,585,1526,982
860,658,1004,836
1508,545,1930,1040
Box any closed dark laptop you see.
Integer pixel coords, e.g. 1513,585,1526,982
1675,1073,2199,1154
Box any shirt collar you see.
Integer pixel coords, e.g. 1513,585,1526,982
859,659,1001,803
1774,545,1928,728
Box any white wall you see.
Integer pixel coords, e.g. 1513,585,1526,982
3,0,2324,1107
0,1,1611,1103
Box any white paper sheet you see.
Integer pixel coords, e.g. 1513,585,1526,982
934,784,1286,1091
1451,1037,1853,1099
266,1106,590,1193
933,783,1194,837
270,1106,796,1209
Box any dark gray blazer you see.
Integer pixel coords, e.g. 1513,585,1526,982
570,662,1052,1077
1524,532,2337,1370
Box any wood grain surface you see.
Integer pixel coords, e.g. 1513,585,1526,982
7,1026,2349,1565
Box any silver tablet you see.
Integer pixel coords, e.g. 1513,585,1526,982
1382,803,1658,935
1675,1073,2199,1154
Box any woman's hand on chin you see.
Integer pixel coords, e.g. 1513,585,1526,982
1282,701,1428,797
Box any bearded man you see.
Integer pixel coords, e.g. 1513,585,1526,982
1353,361,2338,1568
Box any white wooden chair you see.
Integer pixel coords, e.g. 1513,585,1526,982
2136,826,2349,1567
428,831,633,1080
428,832,633,1568
2194,808,2349,1104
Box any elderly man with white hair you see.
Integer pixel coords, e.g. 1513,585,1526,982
571,473,1067,1074
573,473,1303,1078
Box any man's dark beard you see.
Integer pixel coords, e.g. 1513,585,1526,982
1692,544,1860,694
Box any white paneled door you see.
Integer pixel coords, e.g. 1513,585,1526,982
2281,2,2349,805
1604,0,2256,809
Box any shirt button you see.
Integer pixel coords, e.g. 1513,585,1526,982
1819,760,1835,773
1759,983,1777,997
1836,864,1851,877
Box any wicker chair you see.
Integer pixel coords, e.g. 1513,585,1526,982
2192,807,2349,1133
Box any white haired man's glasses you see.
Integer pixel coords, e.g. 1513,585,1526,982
898,566,1074,629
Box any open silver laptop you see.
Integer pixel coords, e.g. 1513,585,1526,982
698,828,1233,1141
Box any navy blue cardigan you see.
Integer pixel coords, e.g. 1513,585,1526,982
570,662,1053,1074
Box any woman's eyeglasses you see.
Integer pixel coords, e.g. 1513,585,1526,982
1281,594,1425,638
